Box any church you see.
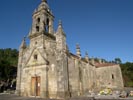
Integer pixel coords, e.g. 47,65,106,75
16,0,124,98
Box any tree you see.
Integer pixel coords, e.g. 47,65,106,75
120,62,133,87
0,48,18,80
114,58,122,64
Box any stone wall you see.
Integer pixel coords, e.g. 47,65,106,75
68,56,80,97
96,65,124,90
67,56,98,97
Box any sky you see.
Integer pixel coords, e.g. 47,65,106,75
0,0,133,63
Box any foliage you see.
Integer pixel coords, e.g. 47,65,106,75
109,58,122,64
0,48,18,80
93,58,108,63
114,58,122,64
110,58,133,87
120,62,133,87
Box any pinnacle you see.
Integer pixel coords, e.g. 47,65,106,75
59,20,62,26
20,37,27,49
76,43,80,49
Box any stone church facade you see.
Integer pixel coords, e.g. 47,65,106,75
16,0,124,99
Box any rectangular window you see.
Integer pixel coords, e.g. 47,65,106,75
34,54,38,60
112,74,114,79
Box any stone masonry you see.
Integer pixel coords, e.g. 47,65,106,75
16,0,124,99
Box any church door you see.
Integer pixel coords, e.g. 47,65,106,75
31,76,41,96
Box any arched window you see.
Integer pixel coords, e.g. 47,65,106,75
37,18,40,23
46,18,49,25
36,26,39,32
46,18,49,32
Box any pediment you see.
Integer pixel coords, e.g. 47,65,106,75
26,48,49,67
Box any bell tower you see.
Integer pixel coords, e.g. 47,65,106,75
29,0,54,38
28,0,55,48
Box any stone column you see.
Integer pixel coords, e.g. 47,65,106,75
16,64,22,95
16,51,23,95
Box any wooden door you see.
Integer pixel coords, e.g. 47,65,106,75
31,77,36,96
31,76,41,96
36,77,40,96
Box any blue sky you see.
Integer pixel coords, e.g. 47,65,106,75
0,0,133,63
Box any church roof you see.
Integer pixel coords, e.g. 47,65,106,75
68,52,118,67
69,53,89,63
69,52,79,59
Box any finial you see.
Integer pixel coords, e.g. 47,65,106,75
34,9,37,13
59,20,62,26
85,51,89,62
24,36,26,41
91,56,95,65
76,43,80,49
42,0,47,3
76,43,81,58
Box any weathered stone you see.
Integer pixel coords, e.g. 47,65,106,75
16,0,124,99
